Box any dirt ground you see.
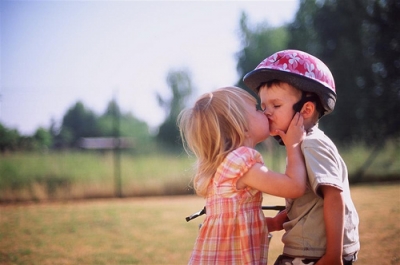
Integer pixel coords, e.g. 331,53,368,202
0,182,399,264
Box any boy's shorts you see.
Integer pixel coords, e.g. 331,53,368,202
274,253,357,265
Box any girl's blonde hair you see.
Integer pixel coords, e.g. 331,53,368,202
177,86,256,197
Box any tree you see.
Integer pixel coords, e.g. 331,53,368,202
0,123,20,152
234,1,400,144
288,0,400,143
286,0,322,55
156,69,194,148
58,101,99,147
235,11,289,96
33,127,53,150
97,100,153,152
97,99,122,137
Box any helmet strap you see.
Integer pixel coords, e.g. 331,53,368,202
292,92,319,113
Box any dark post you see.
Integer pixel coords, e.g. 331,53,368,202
113,93,122,198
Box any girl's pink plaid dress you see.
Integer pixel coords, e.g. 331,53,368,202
189,146,269,264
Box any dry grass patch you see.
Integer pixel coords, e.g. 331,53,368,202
0,183,399,264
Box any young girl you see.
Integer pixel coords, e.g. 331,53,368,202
178,86,306,264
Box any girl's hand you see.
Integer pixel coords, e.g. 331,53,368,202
275,113,305,148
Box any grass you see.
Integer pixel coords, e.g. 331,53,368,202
0,183,399,264
0,138,399,202
0,151,195,202
339,139,400,180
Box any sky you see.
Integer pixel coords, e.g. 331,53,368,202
1,0,299,135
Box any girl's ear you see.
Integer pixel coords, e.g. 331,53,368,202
300,101,316,119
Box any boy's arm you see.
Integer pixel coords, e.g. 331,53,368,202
316,185,344,265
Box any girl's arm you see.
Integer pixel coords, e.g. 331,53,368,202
237,113,307,198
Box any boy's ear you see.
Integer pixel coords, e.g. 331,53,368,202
300,101,316,118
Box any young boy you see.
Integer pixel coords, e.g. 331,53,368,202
243,50,360,265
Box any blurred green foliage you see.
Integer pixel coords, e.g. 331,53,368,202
236,0,399,144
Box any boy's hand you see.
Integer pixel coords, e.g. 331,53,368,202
275,112,305,148
315,254,343,265
266,209,287,232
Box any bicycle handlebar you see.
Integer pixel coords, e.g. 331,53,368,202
185,207,206,222
185,205,285,222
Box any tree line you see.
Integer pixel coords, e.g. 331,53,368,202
0,100,153,152
1,0,399,152
0,68,193,153
236,0,399,144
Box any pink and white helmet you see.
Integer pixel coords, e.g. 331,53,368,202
243,49,337,116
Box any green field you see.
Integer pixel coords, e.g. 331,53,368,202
0,183,399,264
0,151,196,202
1,139,399,202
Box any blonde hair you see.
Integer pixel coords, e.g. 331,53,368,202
177,86,257,197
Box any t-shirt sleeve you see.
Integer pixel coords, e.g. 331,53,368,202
302,139,344,197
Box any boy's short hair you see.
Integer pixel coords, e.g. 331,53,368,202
262,80,325,118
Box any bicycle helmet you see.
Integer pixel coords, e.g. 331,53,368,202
243,49,337,116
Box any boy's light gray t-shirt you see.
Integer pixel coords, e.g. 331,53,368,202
282,126,360,258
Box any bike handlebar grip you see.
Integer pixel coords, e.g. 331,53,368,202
185,207,206,222
261,205,286,211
